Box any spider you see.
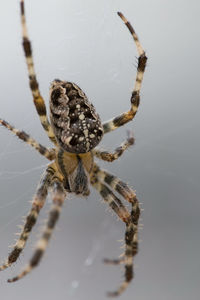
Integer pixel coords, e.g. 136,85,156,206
0,0,147,297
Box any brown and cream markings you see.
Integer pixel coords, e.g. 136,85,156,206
0,0,147,297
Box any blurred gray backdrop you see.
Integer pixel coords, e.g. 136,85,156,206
0,0,200,299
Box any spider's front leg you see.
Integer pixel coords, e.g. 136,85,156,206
0,164,55,272
90,164,140,297
103,12,147,134
20,0,56,144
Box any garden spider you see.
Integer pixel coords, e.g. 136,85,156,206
0,0,147,297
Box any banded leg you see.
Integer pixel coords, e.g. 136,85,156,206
92,163,136,204
93,164,136,260
8,179,66,282
103,12,147,134
91,164,140,297
91,167,130,223
0,119,55,161
0,166,55,271
93,131,134,162
20,0,56,144
106,200,140,297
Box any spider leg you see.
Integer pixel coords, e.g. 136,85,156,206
105,202,139,297
0,165,55,271
91,166,131,222
92,163,136,204
91,163,140,297
20,0,56,144
7,179,66,282
93,130,134,162
103,12,147,134
0,119,55,161
106,201,140,297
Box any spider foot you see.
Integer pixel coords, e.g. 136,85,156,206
7,265,31,283
107,281,129,297
105,255,133,296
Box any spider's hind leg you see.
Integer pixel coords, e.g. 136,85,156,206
91,163,140,297
106,201,140,297
93,163,137,205
0,164,55,272
91,166,131,223
8,178,66,282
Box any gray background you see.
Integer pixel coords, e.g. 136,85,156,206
0,0,200,299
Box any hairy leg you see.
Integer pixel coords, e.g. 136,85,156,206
91,163,140,297
93,131,134,162
106,199,140,297
0,119,55,160
0,165,55,271
91,171,130,222
20,0,56,144
7,179,66,282
91,163,136,204
103,12,147,134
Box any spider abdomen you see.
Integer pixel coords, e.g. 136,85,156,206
50,80,103,153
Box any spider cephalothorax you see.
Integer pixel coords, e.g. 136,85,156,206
56,150,93,195
50,80,104,153
0,1,147,297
